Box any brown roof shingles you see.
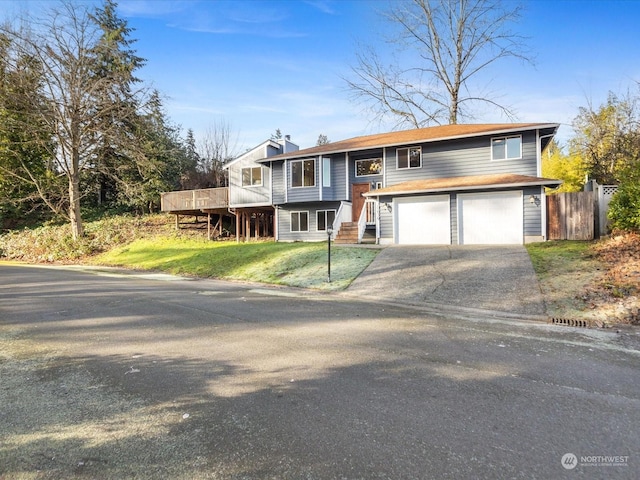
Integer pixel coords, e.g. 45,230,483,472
364,174,562,197
266,123,558,160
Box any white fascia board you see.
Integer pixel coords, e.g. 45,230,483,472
364,180,563,198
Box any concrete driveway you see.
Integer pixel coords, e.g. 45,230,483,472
345,245,546,319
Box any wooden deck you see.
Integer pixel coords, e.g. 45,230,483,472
160,187,229,213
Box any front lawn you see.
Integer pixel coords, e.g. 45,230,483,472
97,238,379,291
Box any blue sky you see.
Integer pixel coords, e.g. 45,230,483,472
3,0,640,152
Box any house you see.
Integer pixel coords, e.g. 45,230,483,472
162,123,562,245
223,136,298,240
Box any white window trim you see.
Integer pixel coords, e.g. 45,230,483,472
491,135,522,161
396,146,422,170
290,211,309,232
290,158,316,188
316,209,337,232
355,158,383,177
241,166,263,187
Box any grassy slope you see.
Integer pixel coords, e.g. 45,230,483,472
97,238,378,291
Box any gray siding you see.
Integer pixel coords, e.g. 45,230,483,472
277,202,341,242
228,155,271,207
378,195,394,243
321,155,348,201
450,195,458,244
285,158,320,204
523,186,543,236
385,131,538,186
272,162,285,204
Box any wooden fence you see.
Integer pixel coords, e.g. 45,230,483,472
547,191,594,240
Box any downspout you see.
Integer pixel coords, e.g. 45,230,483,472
538,130,556,241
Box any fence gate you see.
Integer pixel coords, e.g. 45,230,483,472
547,191,594,240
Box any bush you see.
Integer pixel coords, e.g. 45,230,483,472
0,214,176,262
608,178,640,232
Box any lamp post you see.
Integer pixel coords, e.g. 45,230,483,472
326,228,333,283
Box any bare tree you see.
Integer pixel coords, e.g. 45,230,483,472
0,1,146,239
345,0,530,127
197,119,239,188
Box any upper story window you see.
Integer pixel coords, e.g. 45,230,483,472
291,159,315,188
491,136,522,160
355,158,382,177
397,147,422,169
241,166,262,187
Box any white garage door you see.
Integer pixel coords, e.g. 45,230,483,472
395,195,451,245
458,191,523,245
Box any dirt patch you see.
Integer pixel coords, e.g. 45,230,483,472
539,233,640,326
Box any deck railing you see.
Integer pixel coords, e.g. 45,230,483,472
161,187,229,212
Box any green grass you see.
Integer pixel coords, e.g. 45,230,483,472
97,238,379,291
525,240,595,276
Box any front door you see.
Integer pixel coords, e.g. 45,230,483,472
352,183,370,222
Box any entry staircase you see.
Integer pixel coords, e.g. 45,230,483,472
334,199,378,244
334,223,376,244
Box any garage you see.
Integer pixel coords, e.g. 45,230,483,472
458,191,523,244
394,195,451,244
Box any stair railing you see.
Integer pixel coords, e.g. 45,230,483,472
331,201,352,240
357,199,378,243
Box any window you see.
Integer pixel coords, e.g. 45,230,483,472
241,167,262,186
397,147,421,169
492,136,522,160
290,211,309,232
323,158,331,187
317,210,336,231
355,158,382,177
291,159,315,187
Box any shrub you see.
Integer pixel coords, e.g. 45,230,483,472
608,177,640,232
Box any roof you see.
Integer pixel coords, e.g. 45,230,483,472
223,139,280,169
261,123,559,162
363,174,563,197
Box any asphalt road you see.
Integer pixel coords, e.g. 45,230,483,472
1,264,639,479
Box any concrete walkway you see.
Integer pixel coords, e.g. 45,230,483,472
345,245,547,319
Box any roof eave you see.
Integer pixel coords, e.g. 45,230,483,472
267,123,560,161
364,179,563,197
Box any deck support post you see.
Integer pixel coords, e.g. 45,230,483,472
207,212,211,240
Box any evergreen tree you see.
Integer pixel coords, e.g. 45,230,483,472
89,0,146,208
0,1,149,238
